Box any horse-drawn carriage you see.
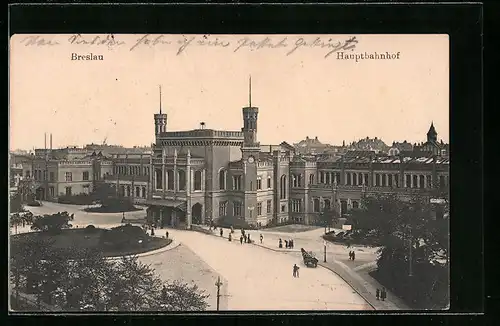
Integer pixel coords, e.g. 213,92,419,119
301,248,318,268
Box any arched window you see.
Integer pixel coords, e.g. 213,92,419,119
309,174,315,185
126,185,131,197
135,186,140,197
155,169,162,189
178,170,186,191
142,186,146,198
267,176,272,188
280,175,287,199
194,170,202,191
313,198,320,212
219,169,226,190
419,175,425,189
324,199,331,210
292,174,297,187
167,170,174,190
298,174,303,187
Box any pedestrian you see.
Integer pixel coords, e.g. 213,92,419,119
260,234,263,244
165,231,169,239
352,251,356,261
228,233,232,242
376,288,380,300
285,240,289,249
293,264,300,278
240,235,244,244
289,239,293,249
231,226,234,233
151,228,155,236
244,234,248,243
381,288,387,301
220,228,223,237
279,238,283,248
349,251,353,260
247,234,251,243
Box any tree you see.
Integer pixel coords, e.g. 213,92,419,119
10,193,24,213
10,213,23,235
31,211,74,234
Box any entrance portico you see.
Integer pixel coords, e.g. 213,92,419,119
145,199,190,229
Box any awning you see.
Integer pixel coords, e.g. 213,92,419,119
144,199,187,211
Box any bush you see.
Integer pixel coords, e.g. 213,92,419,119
26,200,41,207
85,225,97,233
58,194,94,205
100,225,148,249
216,216,257,230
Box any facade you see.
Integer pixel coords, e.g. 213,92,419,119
107,99,449,229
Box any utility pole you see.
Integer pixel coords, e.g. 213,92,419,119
215,276,223,311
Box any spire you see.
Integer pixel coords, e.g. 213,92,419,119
159,85,162,114
249,75,252,107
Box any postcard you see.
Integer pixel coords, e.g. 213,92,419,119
9,34,449,312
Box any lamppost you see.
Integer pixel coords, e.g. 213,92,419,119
323,240,327,262
215,276,223,311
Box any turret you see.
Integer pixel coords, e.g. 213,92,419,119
427,122,438,143
154,86,167,138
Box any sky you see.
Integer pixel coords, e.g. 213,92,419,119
9,34,449,150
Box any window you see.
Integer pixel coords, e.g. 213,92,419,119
280,175,287,199
155,169,163,189
309,174,314,185
352,173,357,186
119,186,125,197
219,170,226,190
281,204,286,213
49,172,55,182
167,170,174,190
194,170,202,191
324,199,331,210
346,173,351,185
178,170,186,191
292,174,298,187
65,186,72,196
266,200,272,213
358,173,363,185
233,201,242,216
439,175,446,189
419,175,425,189
394,174,399,187
43,170,47,181
382,174,387,187
426,175,432,188
83,171,89,181
406,175,411,188
136,186,141,197
291,199,302,212
142,187,146,198
26,170,31,178
65,172,72,182
375,174,380,187
313,198,320,212
257,202,262,216
233,175,242,190
256,178,262,190
352,201,359,209
388,175,393,187
83,185,90,195
413,175,418,188
49,187,55,197
126,186,131,197
219,201,227,217
320,171,325,183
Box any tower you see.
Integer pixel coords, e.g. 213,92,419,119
241,76,260,151
241,76,261,225
154,85,168,139
427,122,437,143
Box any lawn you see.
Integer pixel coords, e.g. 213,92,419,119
264,224,321,233
10,227,172,258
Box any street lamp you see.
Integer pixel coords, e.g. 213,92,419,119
215,276,223,311
323,240,327,262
